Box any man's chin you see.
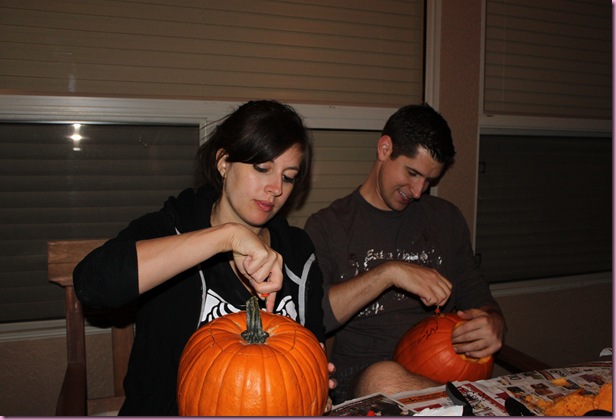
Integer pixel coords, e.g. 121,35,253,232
389,200,412,212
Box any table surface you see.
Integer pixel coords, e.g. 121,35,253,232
330,361,612,416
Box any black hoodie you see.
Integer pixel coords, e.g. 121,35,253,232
74,186,325,416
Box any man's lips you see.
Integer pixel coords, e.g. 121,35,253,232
398,189,411,204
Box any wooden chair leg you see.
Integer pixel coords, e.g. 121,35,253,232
56,286,87,416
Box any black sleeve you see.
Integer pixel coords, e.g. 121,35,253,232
73,238,139,309
73,211,173,309
304,213,341,334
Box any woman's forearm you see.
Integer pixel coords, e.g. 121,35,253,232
136,224,232,294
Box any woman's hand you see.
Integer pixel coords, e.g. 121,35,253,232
229,224,283,311
320,342,337,414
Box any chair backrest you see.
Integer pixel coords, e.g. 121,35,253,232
48,239,135,416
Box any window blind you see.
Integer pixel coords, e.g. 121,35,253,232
484,0,611,119
475,134,612,283
288,129,377,228
0,123,377,323
0,0,424,108
0,123,199,322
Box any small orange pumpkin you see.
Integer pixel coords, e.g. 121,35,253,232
177,296,329,416
393,312,493,383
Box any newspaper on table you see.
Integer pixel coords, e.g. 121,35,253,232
330,361,612,416
390,381,510,416
482,361,613,415
329,393,415,416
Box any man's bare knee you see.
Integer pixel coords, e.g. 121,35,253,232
352,361,440,399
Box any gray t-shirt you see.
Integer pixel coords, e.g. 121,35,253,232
305,188,499,394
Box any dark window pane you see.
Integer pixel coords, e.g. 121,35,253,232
0,123,199,322
476,135,612,283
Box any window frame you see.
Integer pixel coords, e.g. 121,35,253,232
0,95,396,131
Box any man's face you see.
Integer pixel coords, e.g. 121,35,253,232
374,138,444,211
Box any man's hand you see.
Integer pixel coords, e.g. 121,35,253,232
390,261,453,308
450,307,506,359
328,260,452,325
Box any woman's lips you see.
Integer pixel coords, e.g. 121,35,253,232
255,200,274,212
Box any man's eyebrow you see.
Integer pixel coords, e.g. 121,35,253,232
407,166,424,176
408,166,439,183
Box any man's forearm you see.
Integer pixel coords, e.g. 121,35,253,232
328,262,393,325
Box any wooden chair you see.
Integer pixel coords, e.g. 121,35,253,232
48,239,135,416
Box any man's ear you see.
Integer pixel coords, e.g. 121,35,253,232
216,149,229,178
377,135,393,160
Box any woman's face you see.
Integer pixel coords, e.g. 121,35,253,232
216,144,302,229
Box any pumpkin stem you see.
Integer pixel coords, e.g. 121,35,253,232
241,296,270,344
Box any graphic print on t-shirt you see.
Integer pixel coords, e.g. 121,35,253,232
355,246,443,319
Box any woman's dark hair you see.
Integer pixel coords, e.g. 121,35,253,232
382,103,456,169
195,100,312,203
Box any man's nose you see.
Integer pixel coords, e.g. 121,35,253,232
410,179,427,199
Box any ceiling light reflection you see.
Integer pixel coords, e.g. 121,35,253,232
70,123,84,151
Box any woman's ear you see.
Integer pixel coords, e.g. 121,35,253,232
216,149,229,178
377,135,393,161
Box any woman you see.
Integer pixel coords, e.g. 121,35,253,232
74,100,327,415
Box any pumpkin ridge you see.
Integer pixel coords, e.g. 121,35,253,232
179,330,223,415
293,348,314,415
292,333,328,414
212,320,255,415
213,340,252,415
272,337,307,415
197,356,219,416
272,347,299,415
239,344,266,415
273,326,325,415
284,347,314,414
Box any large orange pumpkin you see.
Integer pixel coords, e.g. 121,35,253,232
177,296,329,416
393,312,493,383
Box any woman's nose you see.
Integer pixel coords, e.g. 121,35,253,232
266,177,283,196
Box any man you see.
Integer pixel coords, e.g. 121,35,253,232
304,104,506,404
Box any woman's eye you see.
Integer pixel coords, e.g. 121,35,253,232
253,164,268,173
282,175,296,184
